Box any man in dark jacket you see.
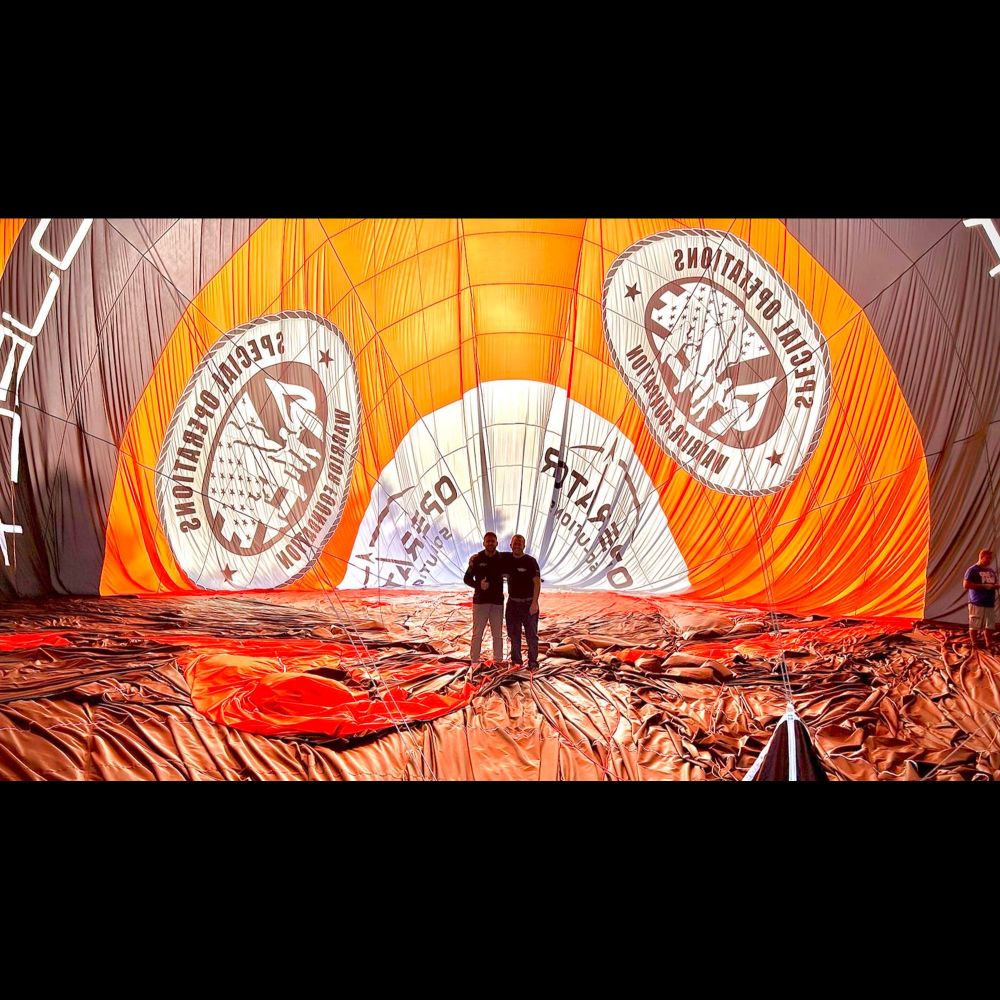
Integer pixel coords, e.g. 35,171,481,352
505,534,541,670
463,531,506,668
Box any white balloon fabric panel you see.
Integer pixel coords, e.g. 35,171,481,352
342,381,687,593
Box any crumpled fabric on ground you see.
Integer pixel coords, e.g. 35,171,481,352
0,590,994,780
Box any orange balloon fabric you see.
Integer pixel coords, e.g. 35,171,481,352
99,219,928,619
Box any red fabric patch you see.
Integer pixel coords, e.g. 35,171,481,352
0,632,72,651
173,637,480,738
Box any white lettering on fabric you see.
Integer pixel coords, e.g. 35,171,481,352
0,219,93,565
964,219,1000,278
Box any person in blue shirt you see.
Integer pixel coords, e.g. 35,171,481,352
964,548,998,651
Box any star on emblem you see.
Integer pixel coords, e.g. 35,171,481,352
625,283,641,301
221,565,237,583
766,452,783,466
319,349,333,366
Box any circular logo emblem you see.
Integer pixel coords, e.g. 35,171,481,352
155,311,360,589
602,229,831,495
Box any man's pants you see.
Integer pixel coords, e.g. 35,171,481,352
969,604,997,630
506,600,538,667
471,602,504,662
